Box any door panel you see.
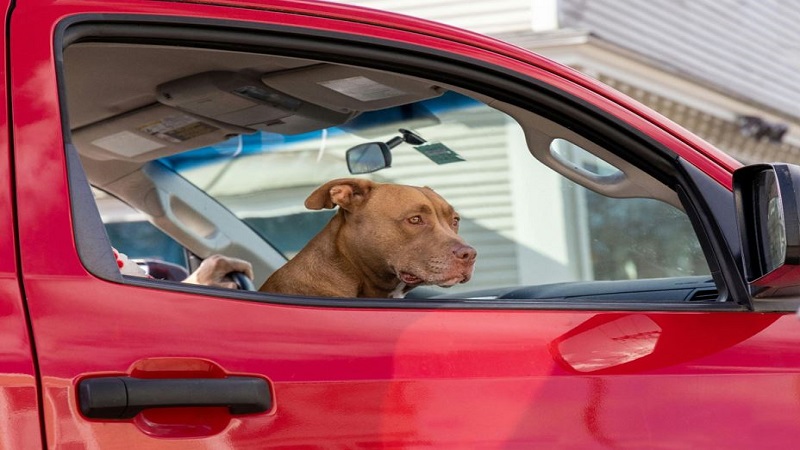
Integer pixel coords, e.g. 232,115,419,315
11,1,800,448
0,0,41,447
22,278,800,447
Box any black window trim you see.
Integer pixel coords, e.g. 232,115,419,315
55,14,749,311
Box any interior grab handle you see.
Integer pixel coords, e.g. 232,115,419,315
78,376,272,419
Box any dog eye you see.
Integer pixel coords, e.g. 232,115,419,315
407,216,423,225
452,217,460,228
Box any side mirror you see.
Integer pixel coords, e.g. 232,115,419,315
346,142,392,174
733,163,800,296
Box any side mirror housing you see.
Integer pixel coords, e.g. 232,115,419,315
734,163,800,296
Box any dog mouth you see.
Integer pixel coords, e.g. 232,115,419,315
436,274,470,287
399,272,424,285
398,271,471,287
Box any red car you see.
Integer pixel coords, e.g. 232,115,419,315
4,0,800,448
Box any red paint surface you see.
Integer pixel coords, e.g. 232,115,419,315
0,0,44,447
4,0,797,448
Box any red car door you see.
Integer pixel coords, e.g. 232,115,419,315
0,0,41,447
10,0,800,448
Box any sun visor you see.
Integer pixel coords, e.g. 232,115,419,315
261,64,444,112
156,71,356,136
71,70,363,162
70,103,243,162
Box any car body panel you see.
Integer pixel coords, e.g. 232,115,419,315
19,278,800,447
0,0,42,448
5,0,800,448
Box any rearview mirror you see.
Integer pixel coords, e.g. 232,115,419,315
346,142,392,174
734,163,800,296
346,129,426,174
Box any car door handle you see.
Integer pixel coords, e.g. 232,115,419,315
78,376,272,419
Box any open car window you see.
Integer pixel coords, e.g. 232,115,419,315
65,31,716,306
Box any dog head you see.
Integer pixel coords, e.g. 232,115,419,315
306,178,477,294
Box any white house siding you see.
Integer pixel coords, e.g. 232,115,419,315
596,74,800,165
343,0,536,35
558,0,800,124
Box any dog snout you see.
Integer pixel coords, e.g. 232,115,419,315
453,244,477,262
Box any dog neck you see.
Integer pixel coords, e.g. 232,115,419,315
330,212,408,298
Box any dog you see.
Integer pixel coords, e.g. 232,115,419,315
260,178,476,298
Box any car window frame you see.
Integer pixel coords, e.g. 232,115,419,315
56,14,750,311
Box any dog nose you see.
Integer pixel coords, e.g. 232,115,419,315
454,244,477,262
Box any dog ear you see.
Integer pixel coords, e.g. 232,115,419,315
305,178,375,211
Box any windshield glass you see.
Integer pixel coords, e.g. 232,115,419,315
161,92,708,294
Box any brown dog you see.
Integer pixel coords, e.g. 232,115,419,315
260,178,476,298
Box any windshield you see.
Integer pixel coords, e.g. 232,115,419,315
160,92,708,294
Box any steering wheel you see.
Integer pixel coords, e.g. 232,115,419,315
230,271,256,291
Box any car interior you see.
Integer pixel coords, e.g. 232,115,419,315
60,28,723,306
